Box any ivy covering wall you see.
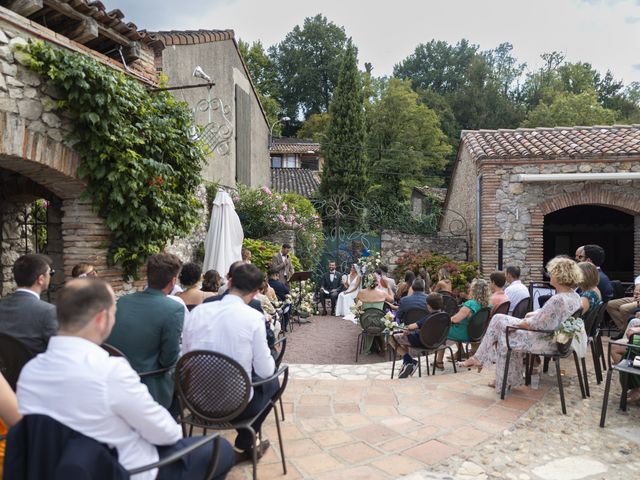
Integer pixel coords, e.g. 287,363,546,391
15,40,205,278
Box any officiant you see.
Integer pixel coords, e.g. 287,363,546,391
319,261,344,316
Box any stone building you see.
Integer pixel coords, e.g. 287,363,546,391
150,29,270,188
0,2,162,296
441,125,640,282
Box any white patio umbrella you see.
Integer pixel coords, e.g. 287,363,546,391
203,190,244,277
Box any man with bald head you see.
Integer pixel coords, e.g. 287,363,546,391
16,278,233,479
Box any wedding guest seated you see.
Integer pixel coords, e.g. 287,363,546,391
606,275,640,333
489,271,509,314
107,253,184,410
610,318,640,402
418,268,432,292
268,269,289,302
0,253,57,353
389,293,444,377
16,278,234,480
434,267,453,294
577,261,602,315
319,261,343,316
582,244,614,301
242,248,252,264
255,277,281,338
396,278,428,323
379,265,397,296
375,269,396,302
353,273,388,353
71,262,98,278
459,256,582,392
177,262,215,311
504,266,529,314
335,264,361,318
201,269,222,293
395,271,416,302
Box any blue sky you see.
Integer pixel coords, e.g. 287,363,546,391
108,0,640,85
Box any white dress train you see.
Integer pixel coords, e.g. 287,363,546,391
335,274,360,322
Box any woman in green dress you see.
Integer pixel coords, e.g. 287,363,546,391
356,273,389,354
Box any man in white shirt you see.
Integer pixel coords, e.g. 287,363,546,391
184,263,278,461
504,266,530,315
17,278,234,480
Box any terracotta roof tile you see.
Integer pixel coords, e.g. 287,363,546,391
271,168,320,198
462,125,640,160
149,29,235,46
270,137,321,155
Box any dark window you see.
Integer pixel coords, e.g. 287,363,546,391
301,156,319,170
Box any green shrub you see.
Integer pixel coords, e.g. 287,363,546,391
243,238,302,273
394,251,478,296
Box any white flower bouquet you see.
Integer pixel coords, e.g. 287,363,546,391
552,317,585,345
383,312,405,334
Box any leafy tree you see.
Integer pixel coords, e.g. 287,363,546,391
367,78,451,201
296,112,331,141
522,90,617,127
238,39,282,131
319,40,367,204
269,14,348,120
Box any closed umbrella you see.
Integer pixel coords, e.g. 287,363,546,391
203,190,244,276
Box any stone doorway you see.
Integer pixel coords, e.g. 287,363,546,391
543,205,634,281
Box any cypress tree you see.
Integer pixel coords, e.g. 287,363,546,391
319,40,368,204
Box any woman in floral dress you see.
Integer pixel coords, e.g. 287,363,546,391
459,257,582,392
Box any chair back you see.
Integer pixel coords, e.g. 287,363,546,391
511,298,530,319
571,307,583,318
175,350,251,424
359,308,386,334
0,333,34,391
101,343,127,358
467,307,492,343
582,302,604,337
403,308,429,326
418,312,451,350
592,301,608,336
273,337,287,367
441,293,459,316
491,301,510,318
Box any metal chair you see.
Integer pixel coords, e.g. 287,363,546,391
582,302,607,388
101,343,174,379
502,326,586,414
5,414,223,480
273,337,287,420
511,297,531,319
460,307,492,357
402,308,430,326
600,339,640,427
490,301,511,318
390,312,457,378
175,350,288,480
355,308,386,362
0,332,35,391
441,293,459,317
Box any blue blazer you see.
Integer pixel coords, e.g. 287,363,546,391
395,292,428,322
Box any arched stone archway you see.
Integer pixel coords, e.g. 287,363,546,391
526,186,640,281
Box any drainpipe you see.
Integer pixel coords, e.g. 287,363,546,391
476,173,483,268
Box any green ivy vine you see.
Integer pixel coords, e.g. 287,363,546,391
17,40,205,279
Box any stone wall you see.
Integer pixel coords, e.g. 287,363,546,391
166,184,209,263
261,230,296,250
380,229,468,273
478,156,640,281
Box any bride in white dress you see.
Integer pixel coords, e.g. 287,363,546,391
335,264,361,320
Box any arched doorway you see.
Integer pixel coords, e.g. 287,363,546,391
543,205,634,281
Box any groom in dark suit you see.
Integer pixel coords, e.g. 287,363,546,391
0,254,57,353
319,261,343,316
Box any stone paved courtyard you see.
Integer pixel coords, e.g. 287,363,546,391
225,316,640,479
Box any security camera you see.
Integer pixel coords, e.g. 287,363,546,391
193,66,212,82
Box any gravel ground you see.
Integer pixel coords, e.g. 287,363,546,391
283,313,389,365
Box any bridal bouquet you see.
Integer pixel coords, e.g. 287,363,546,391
383,311,404,334
350,300,365,318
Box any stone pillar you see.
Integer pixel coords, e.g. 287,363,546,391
0,201,24,297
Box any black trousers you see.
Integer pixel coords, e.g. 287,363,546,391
232,376,280,451
320,290,339,313
157,436,235,480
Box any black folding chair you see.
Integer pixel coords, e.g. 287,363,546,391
355,308,386,362
101,343,174,379
175,350,288,480
441,293,459,317
511,297,531,319
402,308,430,326
390,312,457,378
600,339,640,427
5,414,223,479
0,332,35,391
273,337,287,421
582,302,607,388
502,326,586,414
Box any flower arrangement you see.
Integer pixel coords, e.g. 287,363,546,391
288,280,318,316
552,317,585,344
357,251,382,276
383,311,405,334
350,299,365,318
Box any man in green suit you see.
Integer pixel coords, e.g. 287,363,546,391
107,253,184,410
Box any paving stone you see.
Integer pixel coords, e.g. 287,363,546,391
531,456,608,480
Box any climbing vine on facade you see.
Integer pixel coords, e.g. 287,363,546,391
15,40,205,278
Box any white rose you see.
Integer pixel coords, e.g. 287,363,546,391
555,332,569,344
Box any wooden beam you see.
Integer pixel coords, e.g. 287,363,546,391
4,0,44,17
62,17,98,44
